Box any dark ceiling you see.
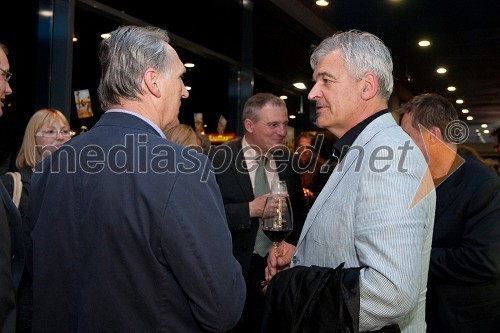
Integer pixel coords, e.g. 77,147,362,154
75,0,500,144
292,0,500,142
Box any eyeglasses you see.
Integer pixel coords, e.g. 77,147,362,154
0,68,12,82
35,129,73,138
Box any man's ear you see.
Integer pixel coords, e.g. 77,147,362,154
428,126,443,144
144,68,161,98
244,118,254,134
361,72,377,100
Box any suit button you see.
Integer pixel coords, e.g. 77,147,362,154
292,256,297,264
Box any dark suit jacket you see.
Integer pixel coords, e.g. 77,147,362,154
426,154,500,333
209,139,306,278
24,112,246,332
0,180,24,333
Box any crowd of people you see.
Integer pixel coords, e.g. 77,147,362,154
1,25,499,333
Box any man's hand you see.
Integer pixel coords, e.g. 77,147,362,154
249,194,270,218
262,242,294,293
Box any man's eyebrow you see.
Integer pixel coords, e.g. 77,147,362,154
312,71,335,81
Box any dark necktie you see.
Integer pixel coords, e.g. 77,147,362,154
253,156,272,257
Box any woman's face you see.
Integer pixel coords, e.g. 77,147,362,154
35,119,72,158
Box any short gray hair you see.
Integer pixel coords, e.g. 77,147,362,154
242,93,286,123
310,29,394,101
97,26,171,110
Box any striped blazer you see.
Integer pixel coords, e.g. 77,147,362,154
293,113,436,332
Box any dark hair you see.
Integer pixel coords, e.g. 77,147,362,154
312,131,338,160
492,127,500,141
398,93,458,143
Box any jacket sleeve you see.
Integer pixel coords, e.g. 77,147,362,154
160,158,246,332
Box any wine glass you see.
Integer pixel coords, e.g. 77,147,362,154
261,180,293,256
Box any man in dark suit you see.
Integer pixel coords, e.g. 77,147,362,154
400,93,500,332
24,26,245,332
209,92,306,333
1,40,24,333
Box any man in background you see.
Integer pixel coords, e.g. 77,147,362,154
25,26,245,332
0,40,24,333
399,93,500,332
209,92,306,333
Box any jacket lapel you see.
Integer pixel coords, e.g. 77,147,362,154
296,113,397,247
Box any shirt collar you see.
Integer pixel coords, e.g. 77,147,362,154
106,109,166,138
333,109,389,161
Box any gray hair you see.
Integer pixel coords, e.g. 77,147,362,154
242,92,286,123
310,29,394,101
97,26,171,110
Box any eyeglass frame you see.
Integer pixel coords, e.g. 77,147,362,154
0,67,12,82
35,129,74,138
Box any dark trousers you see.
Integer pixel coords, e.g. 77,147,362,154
229,254,267,333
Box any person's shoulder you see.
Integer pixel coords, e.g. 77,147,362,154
462,154,500,183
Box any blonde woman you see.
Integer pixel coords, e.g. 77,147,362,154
0,107,72,332
164,123,202,152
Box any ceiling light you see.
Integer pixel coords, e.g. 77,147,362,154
447,86,456,91
280,95,288,100
316,0,329,6
289,115,296,119
461,109,469,114
481,124,488,128
484,129,490,134
39,10,53,17
293,82,307,89
466,116,473,121
185,86,192,91
436,67,447,74
72,35,78,43
456,99,464,104
100,33,111,39
418,40,431,47
184,63,195,68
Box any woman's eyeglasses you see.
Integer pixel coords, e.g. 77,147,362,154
35,129,73,138
0,68,12,82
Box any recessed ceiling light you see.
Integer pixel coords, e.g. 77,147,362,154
184,63,195,68
466,116,473,120
436,67,447,74
315,0,329,6
280,95,288,100
293,82,307,89
484,129,490,134
456,99,464,104
185,86,192,91
39,10,53,17
101,33,111,39
72,35,78,43
289,115,296,119
481,124,488,128
418,40,431,47
447,86,456,91
461,109,469,114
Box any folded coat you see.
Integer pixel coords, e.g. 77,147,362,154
262,263,363,333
